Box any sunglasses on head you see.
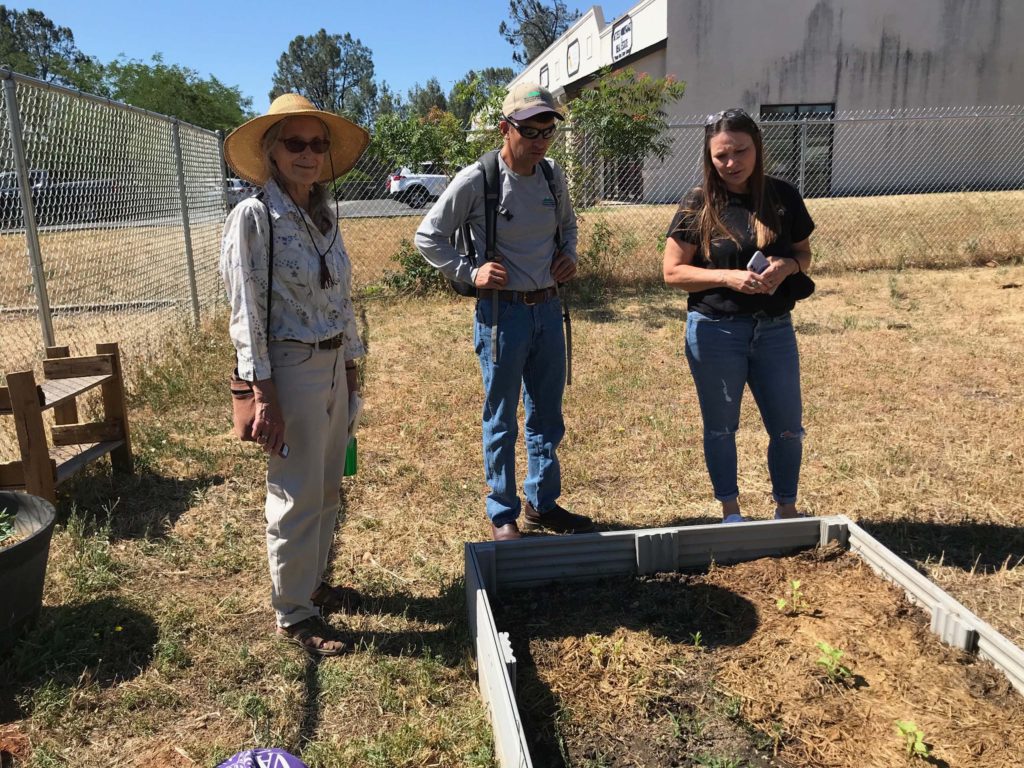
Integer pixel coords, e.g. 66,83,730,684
278,136,331,154
504,116,558,140
705,108,759,131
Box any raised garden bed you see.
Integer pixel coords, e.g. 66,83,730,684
465,517,1024,767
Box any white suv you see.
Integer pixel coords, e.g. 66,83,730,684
386,162,450,208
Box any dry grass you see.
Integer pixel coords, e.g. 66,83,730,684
1,259,1023,765
344,189,1024,290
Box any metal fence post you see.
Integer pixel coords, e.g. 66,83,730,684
216,129,229,213
171,120,201,326
3,76,55,348
798,120,808,196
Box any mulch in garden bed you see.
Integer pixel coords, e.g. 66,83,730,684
494,542,1024,768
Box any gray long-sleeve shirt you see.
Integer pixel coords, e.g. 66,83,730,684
414,152,577,292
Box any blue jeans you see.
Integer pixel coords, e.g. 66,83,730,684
475,297,566,526
684,310,804,504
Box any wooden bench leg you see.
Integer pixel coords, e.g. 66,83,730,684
96,342,134,474
7,370,57,503
45,346,79,426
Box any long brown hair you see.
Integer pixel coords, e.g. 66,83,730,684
680,108,780,258
259,117,335,235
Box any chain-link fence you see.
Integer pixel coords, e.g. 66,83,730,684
0,69,225,382
340,105,1024,287
3,78,1022,385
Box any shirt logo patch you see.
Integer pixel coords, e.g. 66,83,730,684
543,197,556,207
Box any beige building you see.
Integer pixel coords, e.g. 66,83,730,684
511,0,1024,201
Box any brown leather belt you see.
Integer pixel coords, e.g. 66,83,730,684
280,334,345,350
477,286,558,305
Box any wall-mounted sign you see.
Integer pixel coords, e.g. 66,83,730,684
567,39,580,76
539,64,549,88
612,15,633,62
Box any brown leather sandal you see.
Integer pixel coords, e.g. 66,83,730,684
276,616,348,657
311,582,362,615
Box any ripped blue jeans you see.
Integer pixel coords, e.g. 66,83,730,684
685,310,804,504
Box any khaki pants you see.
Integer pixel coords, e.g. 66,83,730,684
264,341,350,628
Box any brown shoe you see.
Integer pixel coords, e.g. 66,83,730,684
491,521,522,541
311,582,362,615
276,616,348,657
523,501,595,534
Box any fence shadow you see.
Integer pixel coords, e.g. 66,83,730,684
857,518,1024,573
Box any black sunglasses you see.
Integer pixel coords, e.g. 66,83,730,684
278,137,331,154
504,116,558,140
705,108,759,131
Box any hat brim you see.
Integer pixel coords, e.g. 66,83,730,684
507,106,565,122
224,109,370,186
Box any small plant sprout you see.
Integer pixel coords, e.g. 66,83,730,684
0,507,13,545
815,641,854,685
895,720,931,760
776,579,806,614
689,630,704,650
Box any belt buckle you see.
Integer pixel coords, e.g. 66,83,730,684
523,290,538,306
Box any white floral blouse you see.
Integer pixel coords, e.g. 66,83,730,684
220,180,365,381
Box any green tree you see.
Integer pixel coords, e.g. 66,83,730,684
103,54,253,132
554,67,686,207
449,67,515,127
271,29,376,124
373,81,404,120
406,77,447,118
499,0,580,66
370,107,478,177
0,5,101,90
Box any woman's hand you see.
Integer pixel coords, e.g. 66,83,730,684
252,379,286,456
723,269,771,294
758,257,800,293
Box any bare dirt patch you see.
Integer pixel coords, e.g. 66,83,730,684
497,544,1024,768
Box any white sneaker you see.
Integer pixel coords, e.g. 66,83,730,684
723,513,748,524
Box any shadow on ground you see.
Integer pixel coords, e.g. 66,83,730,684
0,596,157,723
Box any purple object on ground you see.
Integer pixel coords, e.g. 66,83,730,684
216,748,309,768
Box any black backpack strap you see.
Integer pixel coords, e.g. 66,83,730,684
463,149,502,364
538,159,573,385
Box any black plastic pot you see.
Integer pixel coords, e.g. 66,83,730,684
0,491,56,652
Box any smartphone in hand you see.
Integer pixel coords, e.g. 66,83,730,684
746,250,770,274
746,250,777,295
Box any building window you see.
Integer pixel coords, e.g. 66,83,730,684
539,65,549,88
760,103,834,197
567,40,580,76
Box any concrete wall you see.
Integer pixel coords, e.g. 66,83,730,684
510,1,1024,203
665,0,1024,118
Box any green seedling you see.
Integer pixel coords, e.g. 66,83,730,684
895,720,931,760
0,507,13,545
815,641,854,685
689,630,704,650
776,579,806,614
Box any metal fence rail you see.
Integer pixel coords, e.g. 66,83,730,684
0,69,224,383
1,73,1021,390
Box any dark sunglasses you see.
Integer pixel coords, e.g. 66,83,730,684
278,137,331,154
705,108,759,131
504,116,558,140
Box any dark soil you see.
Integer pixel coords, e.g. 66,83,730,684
494,544,1024,768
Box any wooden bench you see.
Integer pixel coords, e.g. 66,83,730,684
0,342,134,503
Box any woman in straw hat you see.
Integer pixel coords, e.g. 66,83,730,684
220,93,370,656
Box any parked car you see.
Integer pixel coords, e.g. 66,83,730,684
226,177,257,209
0,169,122,228
386,162,451,208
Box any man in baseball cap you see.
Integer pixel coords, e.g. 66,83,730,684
416,81,594,541
502,81,565,122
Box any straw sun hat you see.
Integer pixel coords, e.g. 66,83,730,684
224,93,370,186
